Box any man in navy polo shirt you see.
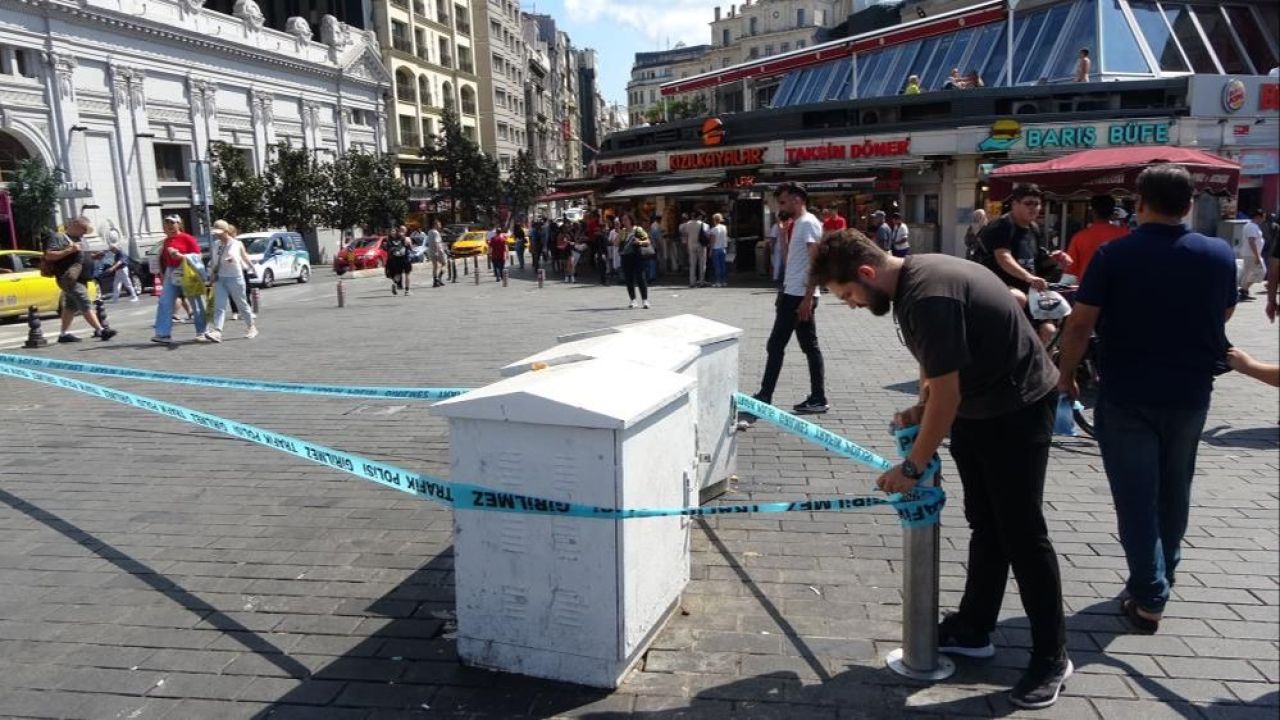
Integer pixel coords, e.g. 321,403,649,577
1056,164,1236,635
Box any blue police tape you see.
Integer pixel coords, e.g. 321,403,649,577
734,393,942,481
0,361,944,526
0,353,469,401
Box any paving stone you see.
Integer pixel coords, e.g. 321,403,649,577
1,271,1275,719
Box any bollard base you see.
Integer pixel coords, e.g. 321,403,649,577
886,648,955,681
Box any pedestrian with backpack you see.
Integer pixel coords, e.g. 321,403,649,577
680,212,708,288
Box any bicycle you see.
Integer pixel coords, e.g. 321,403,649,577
1042,284,1099,438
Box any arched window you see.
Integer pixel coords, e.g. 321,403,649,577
0,130,34,183
395,68,416,103
460,85,477,115
418,76,432,107
442,81,456,112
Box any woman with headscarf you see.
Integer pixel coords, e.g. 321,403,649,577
206,220,258,342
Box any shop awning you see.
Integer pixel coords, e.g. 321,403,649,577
989,147,1241,197
536,189,595,202
602,182,718,200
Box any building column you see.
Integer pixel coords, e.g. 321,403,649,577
108,62,161,247
941,158,979,257
188,77,221,162
250,89,276,171
44,51,87,220
302,100,322,151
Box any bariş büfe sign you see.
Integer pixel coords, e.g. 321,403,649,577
786,139,911,164
669,147,767,170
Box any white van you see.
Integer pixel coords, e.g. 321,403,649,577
238,231,311,287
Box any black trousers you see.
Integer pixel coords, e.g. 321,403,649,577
621,254,648,301
949,391,1066,663
758,292,825,403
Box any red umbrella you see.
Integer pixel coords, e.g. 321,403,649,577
989,147,1241,198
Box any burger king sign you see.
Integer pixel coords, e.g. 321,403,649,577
1222,79,1246,113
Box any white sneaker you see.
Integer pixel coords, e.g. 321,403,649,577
643,300,651,309
628,300,637,309
205,330,222,344
245,326,259,339
129,297,139,302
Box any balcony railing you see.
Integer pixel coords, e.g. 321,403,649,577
413,0,426,15
392,0,408,8
456,20,471,35
417,48,431,61
393,37,413,53
396,88,416,103
459,60,474,74
400,135,421,150
439,54,453,68
461,101,477,115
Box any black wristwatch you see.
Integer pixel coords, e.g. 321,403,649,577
901,459,923,480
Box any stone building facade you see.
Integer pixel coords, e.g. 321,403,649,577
0,0,387,255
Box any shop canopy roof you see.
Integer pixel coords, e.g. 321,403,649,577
602,182,718,199
536,189,595,202
669,0,1278,108
988,146,1241,197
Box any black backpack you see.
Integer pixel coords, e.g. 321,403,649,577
697,223,711,247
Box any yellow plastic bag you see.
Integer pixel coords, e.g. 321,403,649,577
180,257,206,298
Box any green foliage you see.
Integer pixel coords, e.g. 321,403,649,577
420,106,500,222
364,152,409,230
504,150,550,223
645,95,708,124
209,141,268,232
8,159,63,251
262,143,329,232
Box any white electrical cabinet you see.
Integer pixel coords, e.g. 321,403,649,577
432,358,697,688
610,315,742,503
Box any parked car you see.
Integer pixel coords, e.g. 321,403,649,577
442,223,477,247
334,236,388,273
0,250,98,320
449,230,518,258
239,231,311,287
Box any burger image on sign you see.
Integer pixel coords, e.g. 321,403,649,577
701,117,726,147
1222,79,1246,113
977,119,1023,151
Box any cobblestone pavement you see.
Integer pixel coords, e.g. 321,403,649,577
0,262,1276,720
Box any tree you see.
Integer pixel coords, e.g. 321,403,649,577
209,141,267,232
420,106,500,222
504,150,550,224
328,150,409,232
262,143,330,232
645,95,709,124
8,159,63,251
365,152,409,230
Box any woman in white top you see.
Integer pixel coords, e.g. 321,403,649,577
206,220,257,342
709,213,730,287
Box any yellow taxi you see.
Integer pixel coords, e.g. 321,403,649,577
448,230,519,258
0,249,98,320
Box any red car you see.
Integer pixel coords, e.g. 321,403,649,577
335,236,387,273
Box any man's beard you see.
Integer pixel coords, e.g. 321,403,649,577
862,281,892,316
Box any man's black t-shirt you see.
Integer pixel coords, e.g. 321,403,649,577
893,254,1059,419
979,215,1042,292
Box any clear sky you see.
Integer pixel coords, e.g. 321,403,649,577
527,0,716,110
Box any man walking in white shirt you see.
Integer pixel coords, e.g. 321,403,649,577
743,182,828,418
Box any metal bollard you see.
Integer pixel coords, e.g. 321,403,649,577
336,278,345,308
886,469,954,681
450,258,458,283
251,287,261,314
474,262,480,285
23,306,48,348
502,268,509,287
537,268,544,288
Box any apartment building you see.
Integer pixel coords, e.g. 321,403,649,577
475,0,528,176
626,44,711,126
523,22,555,171
373,0,480,196
706,0,841,110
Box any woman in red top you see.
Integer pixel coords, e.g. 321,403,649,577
151,215,206,344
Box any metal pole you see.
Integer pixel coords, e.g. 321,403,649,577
886,467,954,681
1005,6,1015,88
850,53,859,100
